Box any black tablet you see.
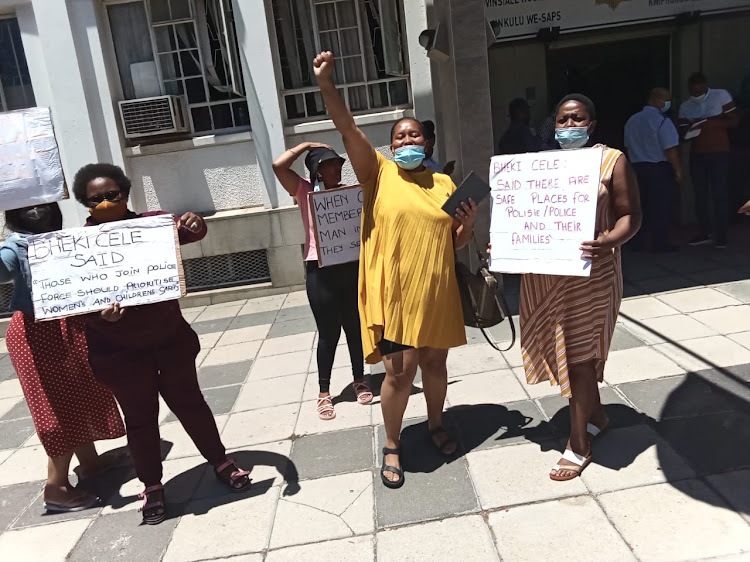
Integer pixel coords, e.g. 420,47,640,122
441,171,491,220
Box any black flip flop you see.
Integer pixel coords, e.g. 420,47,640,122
380,447,405,489
429,426,458,457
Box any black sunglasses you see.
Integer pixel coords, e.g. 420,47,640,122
88,190,122,206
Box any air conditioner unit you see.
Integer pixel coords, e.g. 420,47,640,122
118,95,188,139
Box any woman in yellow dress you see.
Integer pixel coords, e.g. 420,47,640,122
314,51,476,489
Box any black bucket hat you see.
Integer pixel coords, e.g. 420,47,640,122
305,147,345,181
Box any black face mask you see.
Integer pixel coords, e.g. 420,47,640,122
16,205,62,234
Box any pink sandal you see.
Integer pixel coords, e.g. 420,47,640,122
353,381,373,405
214,459,251,492
317,395,336,420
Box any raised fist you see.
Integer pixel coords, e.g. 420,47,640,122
313,51,335,82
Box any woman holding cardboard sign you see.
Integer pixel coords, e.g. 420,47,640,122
1,202,126,513
519,94,641,481
313,51,477,489
273,144,370,421
71,163,252,525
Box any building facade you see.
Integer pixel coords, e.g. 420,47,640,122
0,0,748,306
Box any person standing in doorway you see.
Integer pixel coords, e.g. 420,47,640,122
421,120,455,176
678,72,739,248
496,98,541,155
272,143,371,421
624,87,683,252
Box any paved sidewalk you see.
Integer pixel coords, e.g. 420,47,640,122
0,245,750,561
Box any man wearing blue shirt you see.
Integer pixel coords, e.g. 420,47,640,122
624,87,683,252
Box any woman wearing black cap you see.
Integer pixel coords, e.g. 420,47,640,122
273,142,371,421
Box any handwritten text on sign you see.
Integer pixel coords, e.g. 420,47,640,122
28,215,185,320
488,147,603,277
310,185,363,267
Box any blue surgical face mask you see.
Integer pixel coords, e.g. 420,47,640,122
691,89,710,103
662,100,672,113
554,126,590,150
313,179,323,192
394,145,425,170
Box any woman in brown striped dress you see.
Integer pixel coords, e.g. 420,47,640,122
520,94,641,481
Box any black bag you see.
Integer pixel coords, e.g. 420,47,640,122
455,238,516,352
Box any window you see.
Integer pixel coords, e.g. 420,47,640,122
0,18,35,112
107,0,250,135
271,0,410,122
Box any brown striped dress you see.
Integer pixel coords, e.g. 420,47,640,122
520,146,624,398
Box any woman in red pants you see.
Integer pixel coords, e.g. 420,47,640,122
71,163,251,525
1,203,126,512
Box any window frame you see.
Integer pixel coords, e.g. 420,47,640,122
268,0,412,124
0,15,35,113
104,0,250,137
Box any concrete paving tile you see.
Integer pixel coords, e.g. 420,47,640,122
500,339,524,368
267,535,373,562
163,488,280,561
181,306,205,324
0,445,48,486
604,346,686,385
198,360,253,388
249,350,312,381
625,314,717,345
0,448,11,465
13,490,103,529
68,510,180,561
656,287,741,313
609,324,648,351
691,305,750,335
295,399,371,436
258,332,316,358
195,348,209,367
191,317,233,336
447,343,509,378
0,481,43,532
446,369,527,406
653,336,750,372
239,294,286,314
374,419,479,528
0,398,31,421
580,425,695,493
377,515,498,562
489,497,635,562
234,373,306,412
267,316,318,339
270,471,373,549
728,331,750,352
467,442,587,509
192,440,294,499
162,415,229,461
210,555,263,562
216,324,271,347
707,470,750,524
102,455,208,514
290,426,373,481
162,385,241,424
308,342,356,372
697,366,750,402
202,341,261,367
714,281,750,303
0,355,16,383
302,368,358,401
221,404,299,448
228,310,279,330
537,387,645,432
275,305,314,323
656,412,750,476
619,373,737,420
195,303,243,322
198,331,222,349
512,367,562,398
371,387,428,425
619,295,680,320
0,519,92,562
0,378,22,399
281,291,309,308
598,481,750,562
0,404,31,440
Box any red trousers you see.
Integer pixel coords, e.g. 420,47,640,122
87,306,225,486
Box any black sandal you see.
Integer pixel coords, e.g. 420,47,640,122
215,459,252,492
139,484,166,525
429,426,458,457
380,447,405,489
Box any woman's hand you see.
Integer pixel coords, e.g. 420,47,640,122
306,142,333,151
313,51,335,83
178,212,203,233
101,303,126,323
455,198,478,230
580,233,614,260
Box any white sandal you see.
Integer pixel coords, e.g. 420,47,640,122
550,448,592,481
317,396,336,420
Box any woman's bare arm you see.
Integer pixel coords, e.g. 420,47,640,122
272,142,332,196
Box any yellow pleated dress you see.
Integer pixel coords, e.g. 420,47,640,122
359,152,467,364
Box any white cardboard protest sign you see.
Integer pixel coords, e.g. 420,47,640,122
0,107,65,212
488,147,603,277
28,215,186,320
309,185,363,267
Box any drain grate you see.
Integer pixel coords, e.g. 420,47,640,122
182,250,271,292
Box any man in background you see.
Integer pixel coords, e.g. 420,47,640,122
624,87,683,252
678,72,739,248
496,98,540,155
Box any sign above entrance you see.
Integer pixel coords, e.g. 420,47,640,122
485,0,750,41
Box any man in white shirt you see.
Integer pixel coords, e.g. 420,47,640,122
678,72,739,248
